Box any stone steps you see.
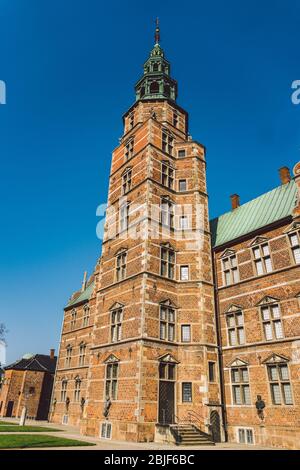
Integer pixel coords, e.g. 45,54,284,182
171,425,215,446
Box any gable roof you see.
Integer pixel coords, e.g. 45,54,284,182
67,281,94,308
210,180,297,248
4,354,57,373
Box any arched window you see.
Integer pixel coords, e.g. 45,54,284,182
150,81,159,94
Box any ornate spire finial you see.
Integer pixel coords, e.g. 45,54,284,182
155,17,160,44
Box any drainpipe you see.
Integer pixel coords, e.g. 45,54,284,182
211,247,228,442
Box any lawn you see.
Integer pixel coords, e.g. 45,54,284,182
0,425,62,432
0,421,16,425
0,434,96,449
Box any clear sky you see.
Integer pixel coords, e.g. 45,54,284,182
1,0,300,364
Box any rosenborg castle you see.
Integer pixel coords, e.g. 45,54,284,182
48,25,300,449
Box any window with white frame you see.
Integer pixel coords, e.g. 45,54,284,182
61,380,67,402
119,203,130,232
116,251,127,281
125,138,134,160
252,243,273,275
82,305,90,327
180,265,189,281
105,363,118,400
267,363,293,405
160,245,175,279
179,215,189,230
238,428,254,444
226,310,245,346
101,422,112,439
65,346,72,367
260,303,284,341
222,254,239,285
122,168,132,194
70,309,77,330
162,130,174,155
289,231,300,264
181,324,191,342
160,304,175,342
161,161,174,189
74,378,81,402
160,197,174,228
231,367,251,405
111,307,123,342
79,343,86,366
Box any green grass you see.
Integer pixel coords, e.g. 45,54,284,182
0,425,62,432
0,421,16,425
0,434,96,449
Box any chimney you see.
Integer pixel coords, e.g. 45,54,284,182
50,349,55,360
81,271,87,292
279,166,291,185
230,194,240,210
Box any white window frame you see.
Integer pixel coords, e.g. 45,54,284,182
236,427,255,445
252,242,273,275
222,254,239,286
260,302,284,341
288,231,300,264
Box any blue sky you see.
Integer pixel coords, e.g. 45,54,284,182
1,0,300,363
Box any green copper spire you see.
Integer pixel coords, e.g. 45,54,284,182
135,19,178,102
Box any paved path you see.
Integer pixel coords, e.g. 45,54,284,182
0,418,276,450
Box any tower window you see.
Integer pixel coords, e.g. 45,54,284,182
160,197,174,228
182,382,192,402
111,307,123,343
82,305,90,327
61,380,67,402
231,367,251,405
140,86,145,98
125,138,134,160
222,254,239,285
261,303,284,341
178,149,186,158
164,84,170,97
105,363,118,400
122,169,132,194
180,265,189,281
179,179,187,192
116,251,127,281
119,203,130,232
252,243,273,275
65,346,72,368
150,81,159,94
79,343,86,366
153,62,159,72
74,378,81,402
208,362,216,382
161,162,174,189
226,310,245,346
173,112,178,127
160,245,175,279
129,112,134,129
267,363,293,405
289,231,300,264
70,309,77,330
180,216,189,230
162,131,174,155
160,305,175,342
181,325,191,342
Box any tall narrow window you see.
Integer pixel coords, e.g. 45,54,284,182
74,378,81,402
261,303,284,341
65,346,72,367
231,367,251,405
79,343,86,366
122,169,132,195
208,362,216,382
61,380,67,402
226,310,245,346
160,197,174,228
129,112,134,129
173,112,178,127
116,251,127,281
180,265,189,281
70,309,77,330
82,305,90,327
160,245,175,279
179,179,187,192
111,307,123,342
182,382,192,402
105,363,118,400
222,254,239,285
289,231,300,264
161,162,174,189
252,243,273,275
181,325,191,342
180,216,189,230
119,203,129,232
267,363,293,405
125,138,134,160
160,304,175,342
162,131,174,155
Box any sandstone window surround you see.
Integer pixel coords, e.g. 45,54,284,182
178,179,187,192
82,304,90,328
119,202,130,233
179,215,189,230
65,345,72,367
110,304,123,343
181,324,191,342
160,196,174,228
122,167,132,195
238,428,254,444
101,422,112,439
125,137,134,160
74,377,81,402
160,244,175,279
70,309,77,330
258,297,284,341
231,366,251,405
288,230,300,264
221,250,239,286
161,160,174,189
79,343,86,366
61,379,68,402
161,129,174,156
182,382,192,403
180,265,189,281
225,305,246,346
263,355,293,405
177,149,186,158
252,241,273,275
116,250,127,282
208,361,216,382
159,301,176,342
105,360,119,401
